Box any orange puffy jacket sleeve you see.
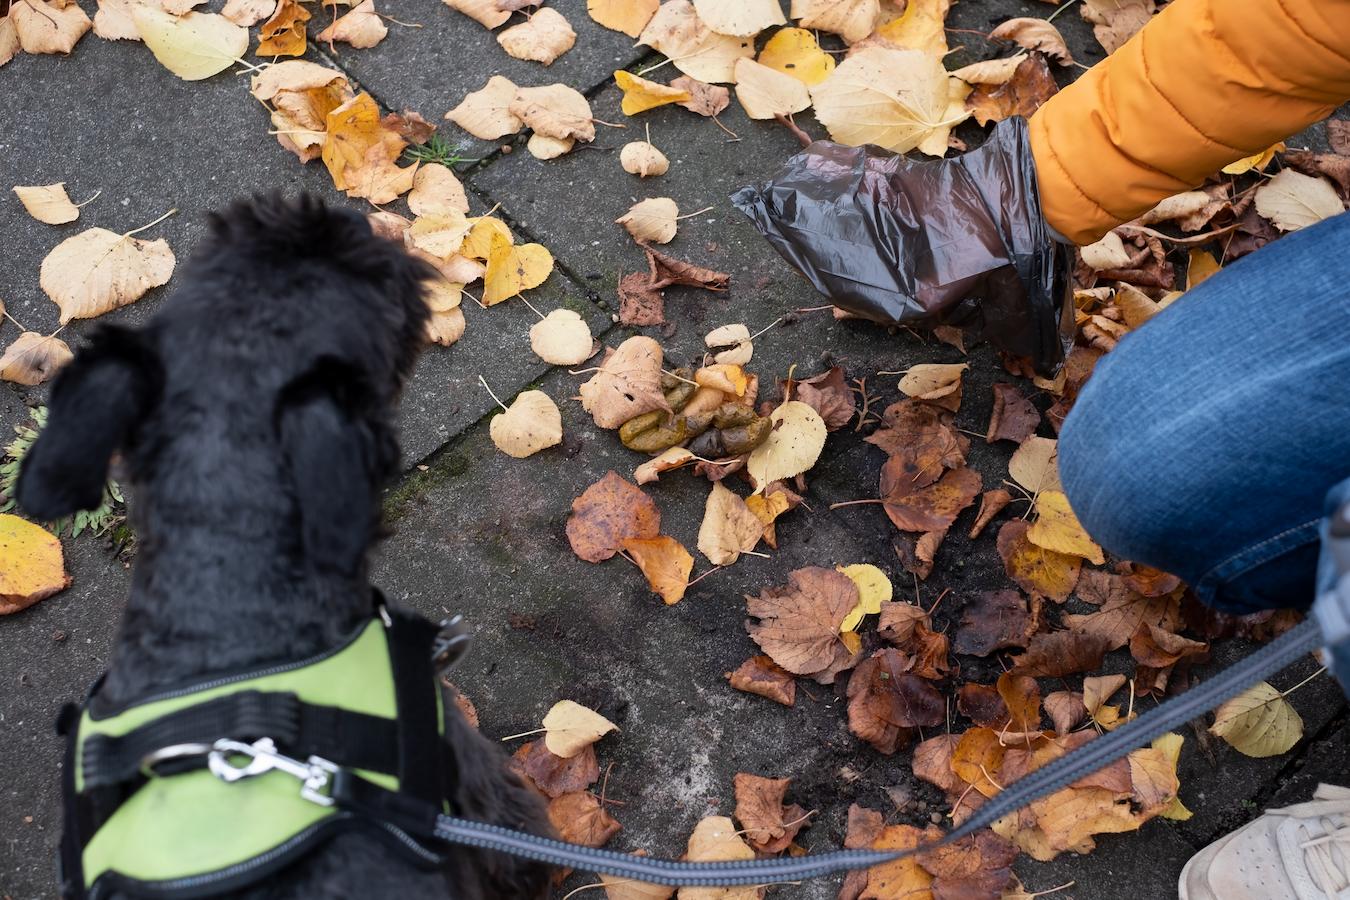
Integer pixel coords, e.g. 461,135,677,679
1029,0,1350,245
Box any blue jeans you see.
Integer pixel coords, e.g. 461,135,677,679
1060,211,1350,615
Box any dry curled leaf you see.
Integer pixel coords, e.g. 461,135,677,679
256,0,308,55
733,57,810,120
41,225,175,323
0,332,74,385
497,6,574,63
316,0,385,47
1008,436,1061,496
542,699,619,758
617,197,679,244
791,366,853,431
0,514,71,615
513,738,599,797
13,0,90,54
838,563,892,632
897,363,966,407
12,183,79,224
579,336,669,428
408,163,469,218
733,773,806,854
525,133,574,160
671,75,731,117
615,70,692,115
637,0,753,84
847,648,945,754
643,244,729,290
566,471,661,563
966,53,1057,126
697,482,765,566
220,0,275,25
726,655,795,706
790,0,879,45
1063,590,1180,650
746,566,858,676
968,488,1013,539
322,92,416,202
620,141,670,177
489,390,563,459
990,17,1072,64
548,791,622,847
442,0,509,28
622,535,694,605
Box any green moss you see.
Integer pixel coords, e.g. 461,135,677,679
383,450,472,521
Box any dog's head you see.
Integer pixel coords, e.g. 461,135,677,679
18,194,433,573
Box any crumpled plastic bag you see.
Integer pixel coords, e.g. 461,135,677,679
731,117,1073,376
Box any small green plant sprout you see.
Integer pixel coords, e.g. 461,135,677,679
0,407,125,538
403,134,481,169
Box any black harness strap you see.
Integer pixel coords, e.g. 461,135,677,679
385,608,444,806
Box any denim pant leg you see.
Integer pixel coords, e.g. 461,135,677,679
1059,210,1350,614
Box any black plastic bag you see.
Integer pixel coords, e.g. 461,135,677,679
731,118,1073,376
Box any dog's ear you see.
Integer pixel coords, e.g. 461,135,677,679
17,326,161,522
276,359,398,574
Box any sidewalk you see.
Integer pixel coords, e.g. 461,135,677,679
1,2,1346,898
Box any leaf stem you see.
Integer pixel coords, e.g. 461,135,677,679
498,727,546,742
478,375,509,412
122,209,178,238
673,205,714,220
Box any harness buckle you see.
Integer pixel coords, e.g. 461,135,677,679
207,737,340,807
432,615,472,675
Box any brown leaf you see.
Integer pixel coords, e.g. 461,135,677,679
866,399,967,482
912,734,964,795
513,739,600,798
617,271,664,325
877,602,929,647
579,336,670,428
917,829,1018,900
642,243,730,291
895,530,944,581
548,791,622,847
966,54,1057,126
967,489,1012,539
996,520,1080,602
790,366,854,431
257,0,309,55
953,590,1033,658
445,683,479,729
733,773,807,854
841,804,886,900
670,74,730,117
1130,623,1208,696
986,383,1040,444
957,683,1009,729
566,471,661,563
0,332,73,385
880,461,981,534
1282,149,1350,198
1121,563,1181,598
1063,590,1180,650
1044,691,1088,734
725,655,796,706
1010,630,1111,677
382,108,435,144
747,567,858,676
1081,0,1155,54
997,671,1041,733
1330,120,1350,157
846,648,945,754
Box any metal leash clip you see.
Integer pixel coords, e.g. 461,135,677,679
207,737,339,806
432,615,472,676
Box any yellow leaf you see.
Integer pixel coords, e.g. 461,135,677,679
1187,248,1221,291
810,48,968,157
316,0,386,49
489,390,563,459
250,60,351,162
619,141,670,177
0,332,73,385
757,26,834,86
1008,436,1061,496
407,212,472,260
497,7,575,64
1210,681,1304,758
587,0,658,38
638,0,754,84
460,215,513,261
789,0,879,45
482,230,553,305
692,0,784,37
693,363,748,396
445,76,524,141
255,0,308,56
0,514,70,615
12,183,79,225
732,57,810,120
322,92,412,199
870,0,950,56
1254,169,1344,232
1222,142,1284,176
614,69,692,116
862,824,933,899
837,563,891,632
1150,733,1193,820
542,700,618,758
529,309,593,366
746,401,827,491
40,225,175,323
744,490,791,546
1027,490,1104,565
616,197,679,244
696,482,765,566
132,7,246,80
622,535,694,605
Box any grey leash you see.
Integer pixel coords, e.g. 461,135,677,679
430,619,1325,887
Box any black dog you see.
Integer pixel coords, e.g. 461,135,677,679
19,195,553,899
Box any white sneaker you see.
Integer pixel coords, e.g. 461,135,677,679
1179,784,1350,899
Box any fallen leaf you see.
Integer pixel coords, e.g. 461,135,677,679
745,485,797,548
643,243,730,290
529,308,593,365
1330,120,1350,156
460,215,513,260
958,683,1010,729
316,0,385,47
704,323,752,366
323,92,415,202
811,48,968,157
132,7,244,79
1080,231,1132,271
681,817,758,900
580,336,669,428
865,400,965,480
671,74,731,116
255,0,308,55
489,390,563,459
638,0,754,84
1044,691,1088,734
0,514,70,614
880,459,981,533
1186,248,1222,291
513,738,599,797
951,53,1028,86
497,7,574,64
1027,490,1104,564
220,0,274,26
1254,169,1344,232
953,589,1033,657
693,0,783,37
1081,0,1154,54
695,482,765,566
566,471,661,563
407,163,469,218
952,726,1008,798
897,363,966,408
1222,142,1284,176
966,53,1057,126
998,671,1042,733
617,197,680,244
847,648,945,754
586,0,658,38
877,601,928,648
790,0,879,44
746,566,858,675
1010,630,1111,677
13,183,79,224
733,773,805,854
601,860,675,900
1063,590,1179,650
446,75,524,140
634,447,695,485
1008,435,1061,496
791,366,854,431
746,400,826,490
426,307,466,346
619,141,670,177
617,271,664,325
1210,681,1304,757
990,17,1072,64
40,224,175,323
1149,733,1193,820
0,332,74,385
726,655,795,706
757,26,834,85
250,59,351,161
986,383,1039,444
622,535,694,605
543,700,619,758
13,0,90,53
733,57,810,120
510,82,595,142
616,71,694,117
442,0,509,29
997,519,1079,601
483,230,553,305
861,824,934,900
917,829,1018,899
968,488,1012,538
407,212,471,259
1,11,21,63
838,563,892,631
549,791,622,847
1283,150,1350,197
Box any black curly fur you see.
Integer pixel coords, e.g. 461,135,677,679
18,195,553,900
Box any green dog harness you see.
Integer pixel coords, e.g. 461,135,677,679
58,601,462,899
